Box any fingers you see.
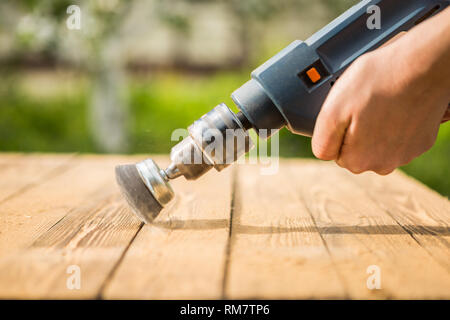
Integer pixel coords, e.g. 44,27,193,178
312,88,351,161
312,28,445,176
336,152,396,175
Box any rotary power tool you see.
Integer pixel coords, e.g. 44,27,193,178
116,0,449,223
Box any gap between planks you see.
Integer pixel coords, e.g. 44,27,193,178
356,182,449,272
83,160,450,299
96,222,144,299
218,165,347,299
220,167,238,299
5,156,445,299
0,155,161,299
340,169,450,273
285,161,450,298
104,160,450,299
100,157,232,299
295,187,351,298
99,166,238,299
223,162,347,299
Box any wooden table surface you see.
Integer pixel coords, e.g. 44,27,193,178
0,153,448,299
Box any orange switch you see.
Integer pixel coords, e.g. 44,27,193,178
306,67,321,83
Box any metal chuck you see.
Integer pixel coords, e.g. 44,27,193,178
115,103,253,223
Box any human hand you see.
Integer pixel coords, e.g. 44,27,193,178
311,8,450,175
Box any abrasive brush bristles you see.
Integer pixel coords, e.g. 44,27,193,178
115,164,163,223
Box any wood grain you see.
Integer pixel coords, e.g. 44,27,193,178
0,154,448,299
103,162,233,299
225,163,345,299
0,154,146,298
344,169,450,271
0,154,74,204
287,160,450,299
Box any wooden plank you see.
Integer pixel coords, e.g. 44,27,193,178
0,195,141,298
0,153,23,166
0,155,448,299
0,154,74,204
287,160,450,299
103,163,233,299
225,163,345,299
0,155,131,257
0,155,146,298
344,169,450,271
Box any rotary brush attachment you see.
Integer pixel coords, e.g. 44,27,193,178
115,104,253,223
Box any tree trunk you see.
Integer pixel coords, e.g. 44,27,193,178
90,40,129,153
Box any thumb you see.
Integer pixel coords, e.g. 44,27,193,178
312,88,350,161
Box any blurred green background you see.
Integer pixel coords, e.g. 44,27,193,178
0,0,448,196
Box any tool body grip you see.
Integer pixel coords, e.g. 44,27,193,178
232,0,449,137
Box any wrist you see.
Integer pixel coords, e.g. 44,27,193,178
392,7,450,101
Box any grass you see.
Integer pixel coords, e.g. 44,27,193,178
0,71,448,197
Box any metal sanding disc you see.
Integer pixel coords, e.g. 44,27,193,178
115,164,163,223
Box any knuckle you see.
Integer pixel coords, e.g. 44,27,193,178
336,161,344,168
374,168,395,176
349,167,365,174
312,142,336,160
351,165,368,174
371,163,396,175
339,157,366,174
